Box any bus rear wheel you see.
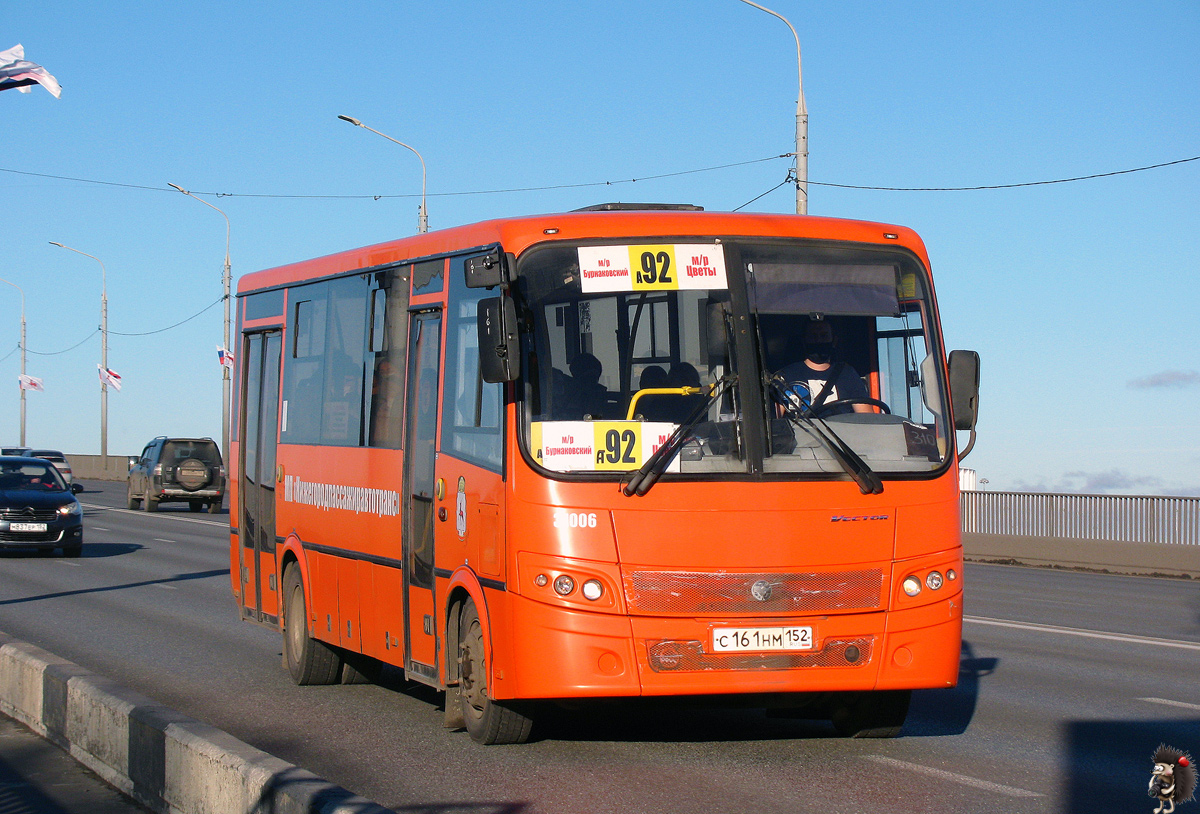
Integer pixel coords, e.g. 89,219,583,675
830,689,911,738
458,600,533,744
281,564,342,686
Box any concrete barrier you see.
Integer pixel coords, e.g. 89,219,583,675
66,454,133,482
0,633,394,814
963,533,1200,579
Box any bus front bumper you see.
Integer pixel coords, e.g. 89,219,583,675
496,592,962,701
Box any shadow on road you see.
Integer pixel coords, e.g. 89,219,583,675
904,639,997,737
1064,718,1200,814
0,568,227,606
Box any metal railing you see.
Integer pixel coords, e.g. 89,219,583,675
961,491,1200,546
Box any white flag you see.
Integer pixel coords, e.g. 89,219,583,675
17,374,43,392
98,365,122,391
0,44,62,98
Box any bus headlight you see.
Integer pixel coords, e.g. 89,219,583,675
902,575,922,597
553,575,576,596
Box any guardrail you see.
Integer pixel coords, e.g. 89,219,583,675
961,490,1199,546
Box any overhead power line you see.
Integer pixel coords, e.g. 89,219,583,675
1,154,1196,201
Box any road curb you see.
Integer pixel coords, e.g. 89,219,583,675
0,632,395,814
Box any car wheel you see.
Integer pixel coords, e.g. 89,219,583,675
189,501,203,512
144,495,159,512
207,501,221,514
281,564,342,685
126,485,139,510
459,599,534,744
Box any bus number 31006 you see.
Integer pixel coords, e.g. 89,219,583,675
553,512,599,529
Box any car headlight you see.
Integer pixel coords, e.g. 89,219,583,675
57,502,82,517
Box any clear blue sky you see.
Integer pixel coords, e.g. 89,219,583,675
4,0,1198,494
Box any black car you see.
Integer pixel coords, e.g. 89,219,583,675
0,456,84,557
127,437,225,513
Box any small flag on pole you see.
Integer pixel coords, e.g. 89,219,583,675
17,374,43,392
217,346,234,368
0,44,62,98
98,365,122,391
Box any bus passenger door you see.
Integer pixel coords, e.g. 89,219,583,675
239,331,282,625
402,310,441,679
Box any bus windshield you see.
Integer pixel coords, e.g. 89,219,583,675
515,239,952,480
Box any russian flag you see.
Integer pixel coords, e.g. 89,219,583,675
217,347,234,368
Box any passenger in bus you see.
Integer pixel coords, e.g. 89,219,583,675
776,318,871,415
566,352,608,419
633,365,671,421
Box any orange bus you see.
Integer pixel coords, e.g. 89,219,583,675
229,204,980,744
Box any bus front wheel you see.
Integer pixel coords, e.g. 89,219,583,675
281,564,342,686
458,600,533,745
830,689,911,738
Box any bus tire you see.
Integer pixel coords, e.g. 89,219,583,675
281,564,342,686
458,599,533,745
830,689,911,738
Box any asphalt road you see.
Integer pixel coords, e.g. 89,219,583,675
0,479,1196,814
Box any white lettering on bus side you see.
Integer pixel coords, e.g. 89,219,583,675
282,474,400,517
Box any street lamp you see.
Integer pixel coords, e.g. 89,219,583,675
49,242,108,461
736,0,808,214
338,115,429,233
0,278,27,445
168,183,232,463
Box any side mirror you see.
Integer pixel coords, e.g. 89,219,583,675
71,482,83,494
948,350,980,431
465,250,509,289
478,296,519,383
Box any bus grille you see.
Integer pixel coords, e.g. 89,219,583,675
624,569,884,615
647,637,874,672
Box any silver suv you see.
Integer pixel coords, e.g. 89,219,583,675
127,437,225,513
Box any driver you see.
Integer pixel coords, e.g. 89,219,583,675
776,318,872,415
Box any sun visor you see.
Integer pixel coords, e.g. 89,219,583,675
748,263,900,316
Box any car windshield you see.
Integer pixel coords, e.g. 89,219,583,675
0,461,67,491
162,441,221,465
514,239,952,481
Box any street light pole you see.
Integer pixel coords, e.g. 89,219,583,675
736,0,808,214
337,115,429,233
0,278,26,445
49,242,108,460
168,183,232,463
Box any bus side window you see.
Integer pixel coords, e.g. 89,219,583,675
441,255,503,471
368,266,409,449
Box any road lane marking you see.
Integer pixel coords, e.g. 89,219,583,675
864,756,1042,798
154,583,178,590
79,503,225,528
153,538,176,543
1139,697,1200,712
91,526,110,531
964,616,1200,652
54,561,82,567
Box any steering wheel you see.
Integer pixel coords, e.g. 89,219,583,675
811,397,891,417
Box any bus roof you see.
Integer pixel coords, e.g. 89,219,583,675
237,208,930,295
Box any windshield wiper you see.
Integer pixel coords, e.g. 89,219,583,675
622,375,735,497
769,376,883,495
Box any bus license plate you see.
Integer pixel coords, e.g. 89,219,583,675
10,522,47,532
712,626,813,652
